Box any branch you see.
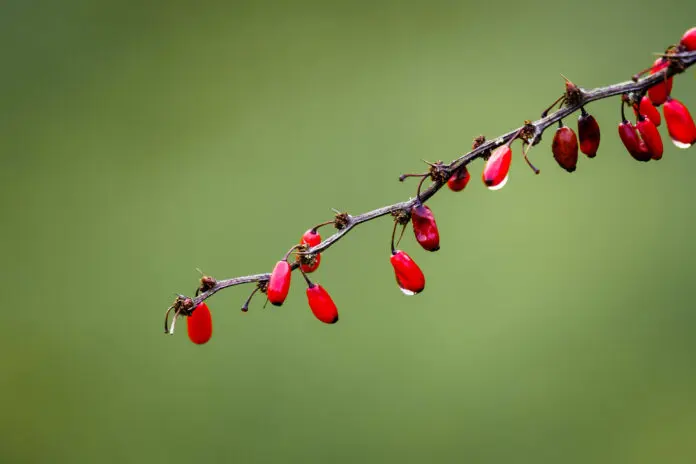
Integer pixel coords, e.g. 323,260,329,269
175,49,696,318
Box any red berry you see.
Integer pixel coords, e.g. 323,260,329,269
634,96,661,127
618,120,651,162
411,204,440,252
267,260,292,306
306,284,339,324
551,123,579,172
635,116,663,160
187,303,212,345
447,165,471,192
647,59,673,106
300,229,321,273
390,250,425,295
663,97,696,149
482,145,512,190
681,26,696,51
577,110,601,158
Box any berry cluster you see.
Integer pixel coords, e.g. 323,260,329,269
164,27,696,345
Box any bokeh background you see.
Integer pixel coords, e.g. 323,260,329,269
2,1,696,462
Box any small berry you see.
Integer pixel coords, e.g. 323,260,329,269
635,115,663,160
411,203,440,252
663,97,696,149
681,26,696,51
482,145,512,190
300,229,321,273
618,120,651,162
447,165,471,192
634,96,661,127
551,122,579,172
390,250,425,295
187,303,212,345
647,58,673,106
306,283,339,324
577,108,601,157
267,260,292,306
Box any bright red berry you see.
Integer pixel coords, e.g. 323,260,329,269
551,123,579,172
267,260,292,306
306,283,339,324
647,59,673,106
634,96,661,127
635,115,663,160
390,250,425,295
663,97,696,149
577,108,601,158
681,26,696,51
618,120,651,162
482,145,511,190
187,303,212,345
411,204,440,252
447,165,471,192
300,229,321,273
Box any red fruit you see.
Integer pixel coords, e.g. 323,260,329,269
634,96,661,127
411,204,440,252
663,97,696,149
577,109,601,157
390,250,425,295
635,116,663,160
187,303,212,345
551,124,579,172
618,120,651,162
306,284,339,324
647,59,673,106
482,145,512,190
447,165,471,192
681,26,696,51
267,260,292,306
300,229,321,273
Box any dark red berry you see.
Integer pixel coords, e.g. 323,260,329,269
577,109,601,158
681,27,696,51
300,229,321,273
187,303,212,345
634,96,661,127
411,204,440,252
635,116,663,160
447,165,471,192
618,120,651,162
267,260,291,306
647,59,673,106
390,250,425,295
306,284,339,324
663,97,696,149
482,145,511,190
552,123,579,172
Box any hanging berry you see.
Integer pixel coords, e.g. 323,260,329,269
635,115,663,160
267,260,292,306
447,165,471,192
618,101,651,162
551,121,579,172
305,282,339,324
299,228,322,273
681,26,696,51
577,108,601,158
411,203,440,252
663,97,696,149
187,303,213,345
482,145,512,190
647,58,673,106
390,250,425,295
634,96,661,127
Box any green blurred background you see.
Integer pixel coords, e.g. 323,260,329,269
2,1,696,462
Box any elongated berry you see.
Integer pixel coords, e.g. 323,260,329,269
300,229,321,273
663,97,696,149
267,260,292,306
187,303,212,345
647,59,673,106
447,165,471,192
411,204,440,252
306,284,339,324
577,109,600,157
635,116,663,160
552,123,579,172
482,145,511,190
390,250,425,295
681,27,696,51
634,96,661,127
618,120,651,162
